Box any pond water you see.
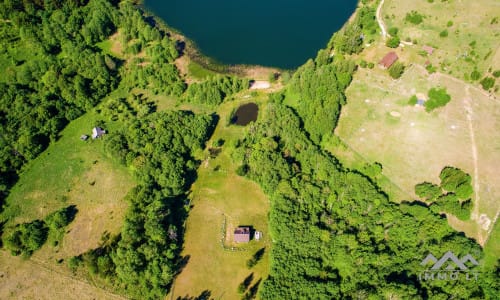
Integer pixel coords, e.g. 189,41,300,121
143,0,358,68
232,103,259,126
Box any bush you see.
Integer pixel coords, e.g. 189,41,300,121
236,164,249,176
447,21,453,27
493,70,500,78
386,36,400,48
405,11,424,25
439,166,471,194
415,182,441,201
480,77,495,90
470,70,481,81
213,138,225,147
408,95,418,105
424,87,451,112
388,62,405,79
388,27,399,36
3,220,48,256
367,62,374,69
439,30,448,38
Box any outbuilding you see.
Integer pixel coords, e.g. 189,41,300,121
234,227,251,243
379,52,399,69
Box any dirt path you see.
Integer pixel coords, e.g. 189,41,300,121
376,0,388,40
463,86,481,222
415,64,497,101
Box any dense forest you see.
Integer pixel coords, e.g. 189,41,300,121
0,0,498,299
232,2,498,297
234,62,498,300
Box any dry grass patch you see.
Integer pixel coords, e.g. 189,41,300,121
334,64,500,245
0,251,124,300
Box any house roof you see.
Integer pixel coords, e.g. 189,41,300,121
379,52,399,69
422,45,434,55
92,127,106,139
234,227,250,243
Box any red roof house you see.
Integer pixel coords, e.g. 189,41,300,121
234,227,250,243
379,52,399,69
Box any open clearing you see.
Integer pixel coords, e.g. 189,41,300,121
1,109,135,298
333,56,500,246
169,95,270,299
382,0,500,82
0,251,124,300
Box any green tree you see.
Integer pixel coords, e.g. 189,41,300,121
388,62,405,79
386,36,400,48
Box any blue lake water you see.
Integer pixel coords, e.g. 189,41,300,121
143,0,358,68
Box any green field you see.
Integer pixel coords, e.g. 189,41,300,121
0,106,135,298
170,94,270,299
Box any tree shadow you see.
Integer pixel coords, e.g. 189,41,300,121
176,289,212,300
242,278,261,300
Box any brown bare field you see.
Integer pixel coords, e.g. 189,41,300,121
0,251,124,300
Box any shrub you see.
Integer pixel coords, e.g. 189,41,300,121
388,62,405,79
408,95,418,105
470,70,481,81
439,30,448,38
480,77,495,90
405,11,424,25
388,27,399,36
3,220,48,256
236,164,249,176
367,62,374,69
424,87,451,112
439,166,471,194
415,182,442,201
493,70,500,78
386,36,400,48
447,21,453,27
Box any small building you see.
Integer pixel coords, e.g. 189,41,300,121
80,134,89,141
254,231,262,241
416,93,427,107
422,45,434,55
379,52,399,69
92,127,106,139
234,227,250,243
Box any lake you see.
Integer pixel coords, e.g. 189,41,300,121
143,0,358,69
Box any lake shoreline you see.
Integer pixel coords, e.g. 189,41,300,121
136,0,360,77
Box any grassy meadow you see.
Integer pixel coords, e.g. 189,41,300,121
0,107,135,298
333,52,500,248
169,94,270,299
382,0,500,85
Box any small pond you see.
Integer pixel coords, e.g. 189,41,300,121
232,103,258,126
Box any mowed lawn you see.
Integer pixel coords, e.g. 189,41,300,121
1,109,135,298
170,96,270,299
332,64,500,248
